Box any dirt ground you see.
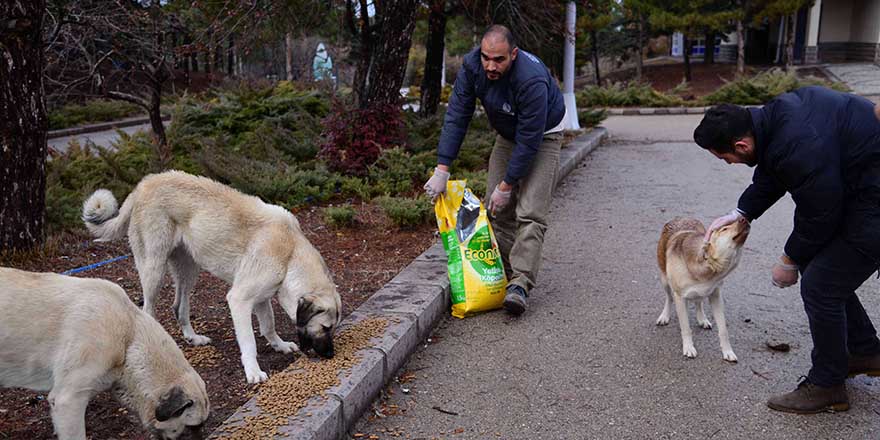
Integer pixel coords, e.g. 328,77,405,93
0,202,435,440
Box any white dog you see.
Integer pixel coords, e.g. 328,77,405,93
82,170,342,384
655,216,750,362
0,267,209,440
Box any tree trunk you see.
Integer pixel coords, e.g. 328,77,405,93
683,35,692,82
359,0,420,108
285,32,294,81
227,34,235,76
420,0,447,117
704,31,716,64
736,18,745,77
636,14,644,82
352,0,372,107
148,79,170,169
785,13,795,71
0,0,48,252
591,30,601,85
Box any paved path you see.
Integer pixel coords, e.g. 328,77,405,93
825,63,880,96
352,115,880,439
47,123,154,153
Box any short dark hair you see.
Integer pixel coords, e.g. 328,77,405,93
482,25,517,51
693,104,753,153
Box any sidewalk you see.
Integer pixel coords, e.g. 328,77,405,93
823,63,880,97
351,115,880,439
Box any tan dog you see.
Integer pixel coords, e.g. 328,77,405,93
82,171,342,384
655,216,750,362
0,267,209,440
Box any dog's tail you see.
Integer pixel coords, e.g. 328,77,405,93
82,188,135,242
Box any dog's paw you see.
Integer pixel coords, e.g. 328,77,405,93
185,334,212,346
698,320,713,330
245,368,269,384
682,345,697,358
270,340,299,354
656,314,670,326
722,350,738,363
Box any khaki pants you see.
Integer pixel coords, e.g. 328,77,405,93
486,132,562,294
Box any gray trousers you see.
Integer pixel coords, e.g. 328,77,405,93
485,132,563,294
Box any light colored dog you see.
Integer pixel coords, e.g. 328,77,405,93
0,267,209,440
655,216,750,362
82,170,342,384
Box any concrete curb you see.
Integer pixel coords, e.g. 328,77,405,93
208,127,609,440
47,114,170,139
606,106,708,116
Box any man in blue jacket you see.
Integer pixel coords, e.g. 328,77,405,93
696,86,880,414
423,25,566,316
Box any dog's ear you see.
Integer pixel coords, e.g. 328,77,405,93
297,295,322,325
156,386,194,422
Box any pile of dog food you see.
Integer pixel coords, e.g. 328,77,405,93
184,345,224,368
213,317,389,439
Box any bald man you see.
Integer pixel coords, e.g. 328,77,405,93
423,25,566,316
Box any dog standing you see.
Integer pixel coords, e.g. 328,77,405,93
0,268,209,440
82,171,342,384
655,216,750,362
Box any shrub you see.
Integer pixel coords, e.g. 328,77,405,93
324,205,358,227
368,147,427,196
578,108,608,128
320,101,405,176
700,69,850,106
48,99,143,130
376,196,433,228
576,82,684,108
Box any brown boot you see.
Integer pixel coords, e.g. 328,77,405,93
766,378,849,414
848,353,880,378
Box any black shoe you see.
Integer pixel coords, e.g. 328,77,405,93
848,352,880,378
503,285,528,316
766,377,849,414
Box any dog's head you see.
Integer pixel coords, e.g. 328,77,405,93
150,374,210,440
704,216,750,266
296,291,342,358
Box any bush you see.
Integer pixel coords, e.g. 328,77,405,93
576,82,684,108
320,101,405,176
368,147,428,196
49,99,143,130
578,108,608,128
376,196,433,228
324,205,358,227
700,69,850,106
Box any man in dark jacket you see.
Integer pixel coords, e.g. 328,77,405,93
423,25,566,316
696,86,880,414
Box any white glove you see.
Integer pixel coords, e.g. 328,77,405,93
423,167,450,200
487,184,512,215
772,258,799,288
705,209,746,241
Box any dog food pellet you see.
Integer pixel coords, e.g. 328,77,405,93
213,318,390,439
184,345,223,368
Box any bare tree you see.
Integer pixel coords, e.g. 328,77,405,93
345,0,420,108
420,0,447,117
1,0,48,252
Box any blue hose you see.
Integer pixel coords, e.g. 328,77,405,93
61,255,130,276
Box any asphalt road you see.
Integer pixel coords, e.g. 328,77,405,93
352,115,880,440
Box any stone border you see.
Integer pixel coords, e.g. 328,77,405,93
208,127,609,440
605,106,708,116
47,115,170,139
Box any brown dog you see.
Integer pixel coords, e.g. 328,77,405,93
655,216,750,362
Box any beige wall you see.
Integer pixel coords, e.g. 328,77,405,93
819,0,854,42
850,0,880,42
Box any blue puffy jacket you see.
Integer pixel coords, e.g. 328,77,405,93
738,86,880,265
437,47,565,185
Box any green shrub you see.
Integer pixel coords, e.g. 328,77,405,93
578,108,608,128
700,69,850,106
368,147,427,196
49,100,143,130
324,205,358,227
577,82,684,108
376,196,433,228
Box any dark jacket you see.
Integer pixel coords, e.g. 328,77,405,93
437,47,565,185
738,86,880,266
